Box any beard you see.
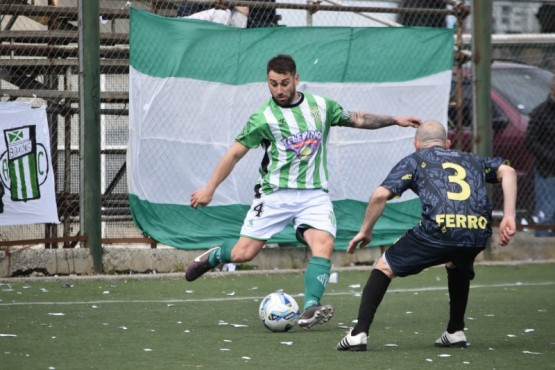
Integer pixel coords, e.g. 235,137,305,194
273,91,298,107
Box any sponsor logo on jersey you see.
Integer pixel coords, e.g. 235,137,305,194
435,214,489,230
281,130,322,162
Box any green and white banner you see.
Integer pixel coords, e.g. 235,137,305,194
0,102,59,226
128,8,454,250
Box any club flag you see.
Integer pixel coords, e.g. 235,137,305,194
128,8,454,250
0,102,59,226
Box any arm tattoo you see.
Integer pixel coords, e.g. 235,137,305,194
350,112,398,129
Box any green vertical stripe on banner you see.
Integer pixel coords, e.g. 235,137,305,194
9,159,20,200
26,153,40,199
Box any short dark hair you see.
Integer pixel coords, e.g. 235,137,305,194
267,54,296,75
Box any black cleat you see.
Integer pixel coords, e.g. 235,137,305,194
185,246,219,282
298,304,334,329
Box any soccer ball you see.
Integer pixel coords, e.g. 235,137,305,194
258,291,300,332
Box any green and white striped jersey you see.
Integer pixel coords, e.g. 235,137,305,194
236,92,351,196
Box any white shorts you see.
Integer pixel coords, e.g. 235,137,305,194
239,189,337,241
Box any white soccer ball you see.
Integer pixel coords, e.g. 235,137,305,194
258,291,300,332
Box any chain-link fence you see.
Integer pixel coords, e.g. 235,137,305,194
0,0,554,249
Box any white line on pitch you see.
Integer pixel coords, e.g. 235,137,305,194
0,281,553,306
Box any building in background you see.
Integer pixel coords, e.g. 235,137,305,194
491,1,544,34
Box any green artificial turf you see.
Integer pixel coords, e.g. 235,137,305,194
0,263,553,369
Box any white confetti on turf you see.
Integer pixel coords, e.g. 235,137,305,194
48,313,65,316
119,326,127,330
489,348,495,351
242,356,251,361
184,330,190,333
185,290,194,294
463,361,470,365
507,334,517,337
405,311,413,314
281,342,293,346
338,325,349,329
0,334,16,337
426,359,433,362
438,354,451,357
220,348,230,352
485,314,495,317
40,288,48,292
103,291,110,294
524,329,535,333
225,292,235,296
537,309,546,312
249,287,258,290
348,284,361,288
144,348,152,352
231,324,248,328
522,351,542,355
218,321,228,326
91,305,98,309
223,339,232,343
384,344,398,347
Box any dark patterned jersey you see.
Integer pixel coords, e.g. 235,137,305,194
381,146,507,248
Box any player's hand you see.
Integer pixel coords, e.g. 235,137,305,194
395,116,421,128
347,232,372,254
190,187,214,208
498,216,516,246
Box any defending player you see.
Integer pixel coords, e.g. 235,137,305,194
186,54,421,329
337,120,517,350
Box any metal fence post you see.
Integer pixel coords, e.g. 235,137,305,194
78,0,102,273
471,0,493,258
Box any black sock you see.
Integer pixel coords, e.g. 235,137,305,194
351,269,391,336
446,267,470,333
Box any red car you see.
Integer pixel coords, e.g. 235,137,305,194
448,60,554,218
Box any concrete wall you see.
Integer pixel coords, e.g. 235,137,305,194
1,229,554,277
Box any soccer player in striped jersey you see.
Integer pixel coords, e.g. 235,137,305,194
337,120,517,351
186,54,421,329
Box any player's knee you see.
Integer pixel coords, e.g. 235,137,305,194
230,249,256,262
374,256,394,278
230,239,264,262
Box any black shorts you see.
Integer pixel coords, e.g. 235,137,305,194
384,231,485,280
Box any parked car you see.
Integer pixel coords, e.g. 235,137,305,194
447,60,554,218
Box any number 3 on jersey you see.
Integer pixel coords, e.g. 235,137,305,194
442,162,471,201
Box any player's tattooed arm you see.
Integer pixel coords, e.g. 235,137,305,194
348,112,399,129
